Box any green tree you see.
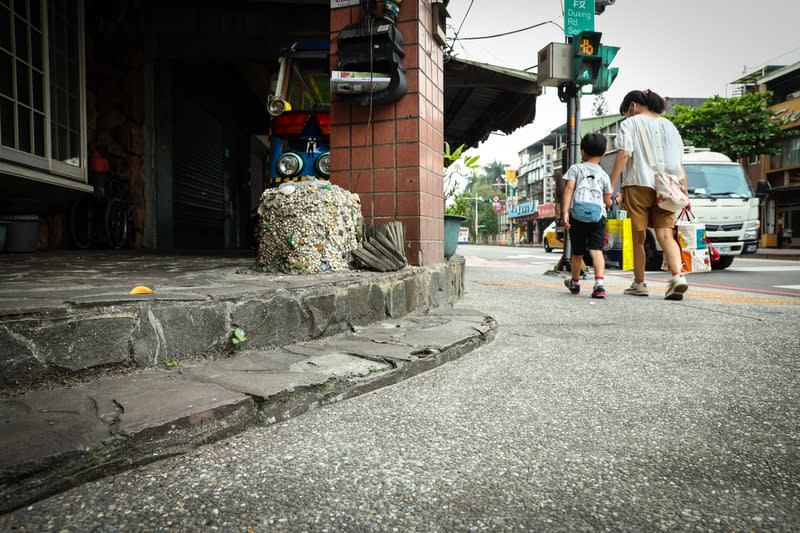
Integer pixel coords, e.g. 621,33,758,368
482,160,509,190
464,172,482,193
592,94,608,117
472,182,502,202
446,193,471,217
447,191,500,240
443,143,480,203
477,201,499,237
666,92,791,161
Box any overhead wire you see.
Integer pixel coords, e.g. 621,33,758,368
451,0,476,46
446,0,565,59
445,1,566,72
455,20,564,41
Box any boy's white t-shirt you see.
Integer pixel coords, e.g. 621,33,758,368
614,115,684,188
564,162,612,213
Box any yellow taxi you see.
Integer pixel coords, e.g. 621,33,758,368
542,221,565,253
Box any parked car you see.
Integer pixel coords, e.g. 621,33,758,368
542,221,564,252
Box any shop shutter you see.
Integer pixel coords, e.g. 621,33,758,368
173,96,225,248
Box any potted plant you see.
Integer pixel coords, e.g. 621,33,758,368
443,143,479,259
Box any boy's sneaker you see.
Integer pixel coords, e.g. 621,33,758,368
623,281,649,297
664,275,689,301
564,278,580,295
591,285,606,299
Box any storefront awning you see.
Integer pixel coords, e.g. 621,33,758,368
444,56,540,150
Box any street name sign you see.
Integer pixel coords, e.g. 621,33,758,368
565,0,595,36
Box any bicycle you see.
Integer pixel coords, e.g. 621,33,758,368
69,149,134,249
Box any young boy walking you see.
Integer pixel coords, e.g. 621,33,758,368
561,133,613,299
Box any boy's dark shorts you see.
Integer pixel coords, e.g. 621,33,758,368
568,218,606,256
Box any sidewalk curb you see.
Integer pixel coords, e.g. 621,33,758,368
0,308,497,514
749,253,800,261
1,256,466,394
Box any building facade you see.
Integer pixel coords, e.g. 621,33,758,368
757,64,800,248
513,132,562,244
1,0,538,262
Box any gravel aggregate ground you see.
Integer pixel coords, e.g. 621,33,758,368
1,258,798,532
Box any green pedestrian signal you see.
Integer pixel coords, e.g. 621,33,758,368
571,31,620,94
571,31,602,87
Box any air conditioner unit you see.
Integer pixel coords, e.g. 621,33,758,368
537,43,572,87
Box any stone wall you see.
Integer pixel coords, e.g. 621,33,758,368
0,259,464,392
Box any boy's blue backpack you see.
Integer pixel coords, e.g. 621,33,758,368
572,173,604,222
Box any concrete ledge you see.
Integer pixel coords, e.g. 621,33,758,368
0,258,465,391
0,306,496,513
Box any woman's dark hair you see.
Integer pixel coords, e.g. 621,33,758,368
619,89,666,115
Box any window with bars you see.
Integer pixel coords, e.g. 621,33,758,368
0,0,84,180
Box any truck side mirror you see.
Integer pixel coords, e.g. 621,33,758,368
756,180,772,198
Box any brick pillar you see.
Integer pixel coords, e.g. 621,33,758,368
329,0,444,265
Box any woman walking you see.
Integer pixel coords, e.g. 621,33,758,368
608,89,690,300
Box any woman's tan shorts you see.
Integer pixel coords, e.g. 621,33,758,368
622,185,677,232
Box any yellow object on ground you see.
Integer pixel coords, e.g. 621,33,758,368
130,286,154,295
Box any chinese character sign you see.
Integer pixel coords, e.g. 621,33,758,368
565,0,594,36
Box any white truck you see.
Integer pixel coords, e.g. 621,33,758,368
601,149,760,270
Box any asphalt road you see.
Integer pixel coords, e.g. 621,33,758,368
2,248,799,532
475,244,800,299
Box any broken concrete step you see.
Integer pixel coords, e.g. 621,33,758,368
0,307,496,513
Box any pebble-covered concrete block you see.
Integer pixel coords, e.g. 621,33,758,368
257,180,362,273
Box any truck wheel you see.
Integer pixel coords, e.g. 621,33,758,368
544,238,552,253
711,255,734,270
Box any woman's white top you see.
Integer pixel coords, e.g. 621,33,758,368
614,114,684,188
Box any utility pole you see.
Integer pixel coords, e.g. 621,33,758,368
555,82,579,272
538,0,618,272
464,196,482,244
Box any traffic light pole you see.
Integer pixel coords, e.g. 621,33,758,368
570,93,581,172
464,196,481,244
556,84,580,272
547,7,617,273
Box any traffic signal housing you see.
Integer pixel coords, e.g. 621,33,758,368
571,31,620,94
593,45,619,94
571,31,602,87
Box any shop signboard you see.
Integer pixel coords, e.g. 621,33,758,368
537,203,556,218
510,201,537,218
770,98,800,130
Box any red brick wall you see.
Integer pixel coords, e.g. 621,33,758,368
330,1,444,265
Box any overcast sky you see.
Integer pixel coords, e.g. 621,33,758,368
445,0,800,168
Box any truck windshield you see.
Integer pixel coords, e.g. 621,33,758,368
685,164,753,199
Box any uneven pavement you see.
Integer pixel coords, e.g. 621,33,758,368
0,251,496,513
